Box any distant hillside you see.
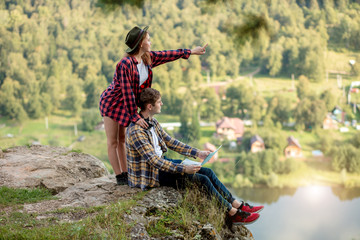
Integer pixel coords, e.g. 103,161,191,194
0,0,359,121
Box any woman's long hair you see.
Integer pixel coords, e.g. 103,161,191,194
123,32,151,65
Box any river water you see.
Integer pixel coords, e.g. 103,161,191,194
231,186,360,240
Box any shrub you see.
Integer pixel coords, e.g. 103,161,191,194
232,174,253,188
352,132,360,149
235,149,281,177
260,129,287,155
212,160,235,182
317,129,335,155
81,108,102,132
266,172,279,188
283,158,299,174
331,145,360,173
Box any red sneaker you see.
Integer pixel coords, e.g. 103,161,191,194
239,201,264,213
230,210,260,225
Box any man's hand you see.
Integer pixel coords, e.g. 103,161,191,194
184,165,201,174
190,43,208,55
197,150,211,160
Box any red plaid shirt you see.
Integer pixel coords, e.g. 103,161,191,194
99,49,191,126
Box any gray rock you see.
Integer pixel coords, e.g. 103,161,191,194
201,223,222,240
129,222,151,240
0,145,109,193
222,224,255,240
57,176,140,208
140,187,182,210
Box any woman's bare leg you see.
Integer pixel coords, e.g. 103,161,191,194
104,117,122,175
117,125,127,172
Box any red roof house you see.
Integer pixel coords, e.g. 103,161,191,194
216,117,244,140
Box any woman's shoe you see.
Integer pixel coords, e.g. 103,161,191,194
116,172,128,185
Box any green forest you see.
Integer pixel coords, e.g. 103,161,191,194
1,0,360,121
1,0,360,186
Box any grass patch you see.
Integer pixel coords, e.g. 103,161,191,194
66,149,82,154
0,113,111,171
0,113,80,150
325,50,354,72
199,125,216,146
47,205,106,215
155,114,179,123
0,190,147,240
0,211,52,231
0,187,56,207
146,209,174,237
146,184,226,238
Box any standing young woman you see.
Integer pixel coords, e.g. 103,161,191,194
99,26,207,185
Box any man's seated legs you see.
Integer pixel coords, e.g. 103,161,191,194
193,167,235,205
186,168,262,225
158,158,187,189
186,167,233,211
158,158,232,210
192,168,264,213
158,158,261,225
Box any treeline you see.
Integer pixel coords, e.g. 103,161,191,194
1,0,360,123
320,130,360,175
210,148,300,188
209,120,360,188
211,129,360,188
209,126,300,187
220,74,355,132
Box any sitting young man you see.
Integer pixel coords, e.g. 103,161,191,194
126,88,263,225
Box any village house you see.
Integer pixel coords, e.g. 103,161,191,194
323,114,339,130
284,136,302,158
215,117,244,140
250,135,265,153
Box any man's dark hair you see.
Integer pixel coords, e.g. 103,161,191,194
139,88,161,110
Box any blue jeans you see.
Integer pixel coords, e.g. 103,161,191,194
159,158,234,211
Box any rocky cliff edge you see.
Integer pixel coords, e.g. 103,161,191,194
0,145,254,240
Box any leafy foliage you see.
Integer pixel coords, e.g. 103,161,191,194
0,0,359,128
294,96,327,130
223,83,254,118
268,95,294,124
81,108,102,131
231,148,301,187
331,145,360,173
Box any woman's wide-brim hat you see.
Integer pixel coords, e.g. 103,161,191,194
125,26,149,54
